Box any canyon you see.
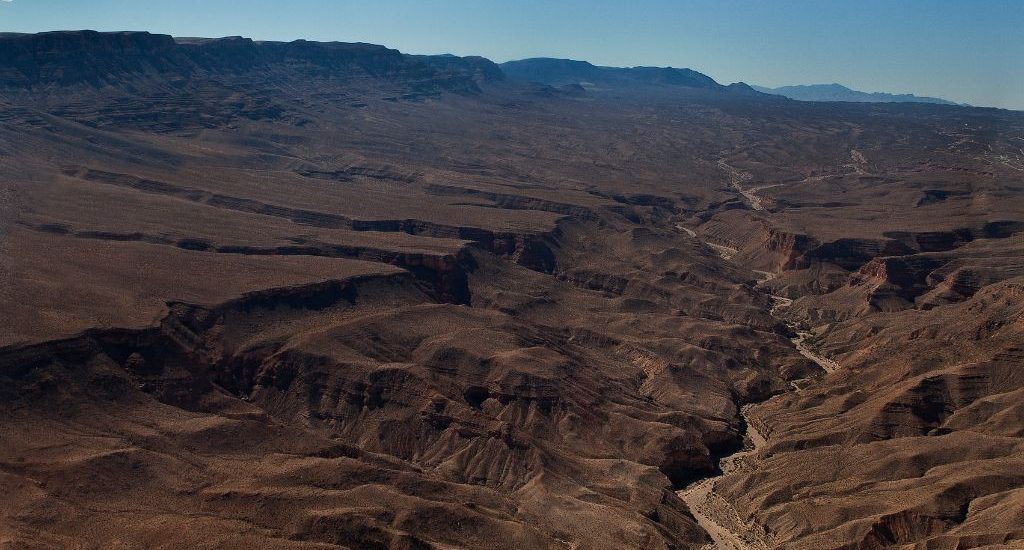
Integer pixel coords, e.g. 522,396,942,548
1,31,1023,549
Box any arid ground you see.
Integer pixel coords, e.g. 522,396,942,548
1,31,1023,549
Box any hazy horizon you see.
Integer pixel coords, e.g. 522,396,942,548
2,0,1022,110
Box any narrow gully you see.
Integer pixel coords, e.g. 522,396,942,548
672,222,842,549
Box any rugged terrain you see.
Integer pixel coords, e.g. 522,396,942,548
1,31,1023,549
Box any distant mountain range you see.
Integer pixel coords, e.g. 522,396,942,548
751,83,965,106
497,61,966,106
0,31,968,109
499,57,760,95
0,32,762,101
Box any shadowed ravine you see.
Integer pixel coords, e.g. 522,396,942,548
675,222,843,550
675,296,843,549
676,404,771,550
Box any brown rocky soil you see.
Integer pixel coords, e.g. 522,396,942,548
1,31,1023,549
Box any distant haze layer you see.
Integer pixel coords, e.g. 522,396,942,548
751,83,965,106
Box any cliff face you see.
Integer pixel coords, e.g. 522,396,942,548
0,31,183,85
0,30,483,93
412,54,506,84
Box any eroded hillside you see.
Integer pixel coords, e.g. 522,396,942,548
1,32,1023,550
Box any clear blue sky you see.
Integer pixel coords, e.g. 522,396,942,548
2,0,1022,109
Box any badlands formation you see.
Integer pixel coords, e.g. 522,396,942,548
1,32,1023,549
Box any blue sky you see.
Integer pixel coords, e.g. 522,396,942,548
2,0,1022,109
